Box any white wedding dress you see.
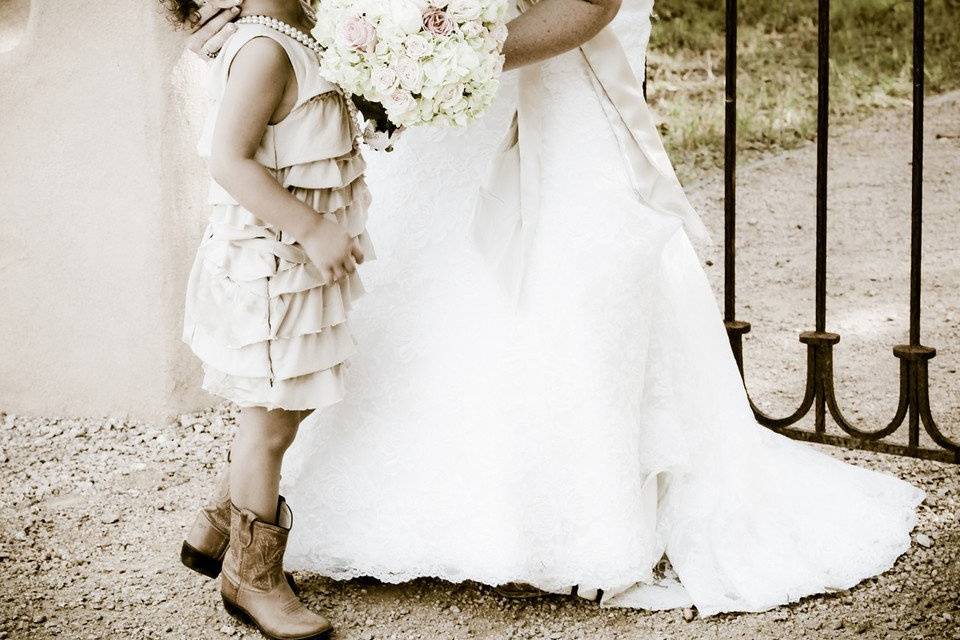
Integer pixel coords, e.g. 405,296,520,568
281,0,923,616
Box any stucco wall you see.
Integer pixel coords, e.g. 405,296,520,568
0,1,215,419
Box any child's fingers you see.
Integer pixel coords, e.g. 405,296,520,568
187,6,241,56
195,0,242,29
321,267,335,285
351,241,365,265
201,22,238,57
342,256,357,275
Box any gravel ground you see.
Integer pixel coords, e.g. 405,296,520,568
1,96,958,640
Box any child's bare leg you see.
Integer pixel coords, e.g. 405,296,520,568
221,407,330,636
230,407,306,523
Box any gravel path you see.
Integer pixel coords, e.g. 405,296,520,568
1,96,958,640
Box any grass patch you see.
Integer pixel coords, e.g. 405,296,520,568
647,0,960,180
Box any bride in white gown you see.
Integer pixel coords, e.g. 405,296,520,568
279,0,924,616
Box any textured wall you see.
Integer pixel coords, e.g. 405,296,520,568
0,1,215,419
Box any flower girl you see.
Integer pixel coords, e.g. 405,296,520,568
164,1,374,638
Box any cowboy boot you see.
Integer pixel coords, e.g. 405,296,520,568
180,459,299,593
221,500,332,640
180,461,232,579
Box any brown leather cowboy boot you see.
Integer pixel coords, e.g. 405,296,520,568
180,462,231,578
221,501,332,640
180,459,299,593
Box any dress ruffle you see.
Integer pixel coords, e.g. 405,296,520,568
201,363,348,412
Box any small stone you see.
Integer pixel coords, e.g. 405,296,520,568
32,615,46,624
915,533,933,548
449,605,461,614
855,620,874,634
682,608,696,622
100,512,120,525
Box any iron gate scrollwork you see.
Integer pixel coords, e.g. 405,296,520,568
720,0,959,463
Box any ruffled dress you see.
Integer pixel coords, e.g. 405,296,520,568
182,24,374,411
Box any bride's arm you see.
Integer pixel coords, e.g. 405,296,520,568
501,0,622,71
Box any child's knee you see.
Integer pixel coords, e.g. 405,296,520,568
260,423,298,455
238,408,300,456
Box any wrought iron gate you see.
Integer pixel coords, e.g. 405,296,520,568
720,0,959,463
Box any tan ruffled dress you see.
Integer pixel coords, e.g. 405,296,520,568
182,24,374,411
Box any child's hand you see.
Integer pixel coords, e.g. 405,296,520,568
301,219,365,284
186,1,242,60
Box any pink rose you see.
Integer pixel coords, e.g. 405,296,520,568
338,15,378,53
422,7,454,36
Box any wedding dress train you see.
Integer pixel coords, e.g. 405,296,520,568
280,0,923,615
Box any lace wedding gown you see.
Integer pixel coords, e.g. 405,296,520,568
280,0,923,615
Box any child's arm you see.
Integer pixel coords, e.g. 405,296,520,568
209,38,364,283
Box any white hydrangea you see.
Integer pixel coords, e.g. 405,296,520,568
314,0,509,128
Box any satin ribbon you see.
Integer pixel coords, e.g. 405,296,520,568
472,0,710,304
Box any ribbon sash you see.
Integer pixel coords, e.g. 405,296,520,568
472,4,710,304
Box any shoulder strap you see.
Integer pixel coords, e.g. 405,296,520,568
209,24,335,108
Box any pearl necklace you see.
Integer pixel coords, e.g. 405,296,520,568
237,15,324,55
237,15,364,146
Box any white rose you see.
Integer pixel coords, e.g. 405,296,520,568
403,34,433,59
446,0,483,21
382,87,417,115
370,66,399,94
373,40,392,59
393,57,425,93
436,82,464,109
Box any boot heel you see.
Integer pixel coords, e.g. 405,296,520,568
180,541,223,579
221,596,253,625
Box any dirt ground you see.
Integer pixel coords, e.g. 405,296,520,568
1,95,958,640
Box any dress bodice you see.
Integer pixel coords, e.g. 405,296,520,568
197,24,353,171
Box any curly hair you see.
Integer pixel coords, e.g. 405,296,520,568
160,0,203,28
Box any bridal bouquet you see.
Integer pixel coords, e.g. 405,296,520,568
313,0,510,128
